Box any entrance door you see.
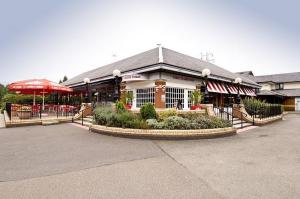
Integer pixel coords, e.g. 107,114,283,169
296,98,300,111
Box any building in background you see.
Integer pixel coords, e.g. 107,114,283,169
238,71,300,111
63,46,259,109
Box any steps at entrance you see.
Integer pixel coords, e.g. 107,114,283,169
232,118,252,129
213,107,253,129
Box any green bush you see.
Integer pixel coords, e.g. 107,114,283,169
157,109,177,121
242,97,267,110
94,105,231,130
146,119,165,129
140,103,156,120
93,106,115,125
93,105,149,129
242,97,283,115
164,116,189,130
115,101,126,112
190,90,202,105
209,116,232,128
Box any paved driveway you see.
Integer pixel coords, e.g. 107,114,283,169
0,114,299,199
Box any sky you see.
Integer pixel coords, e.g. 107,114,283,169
0,0,299,85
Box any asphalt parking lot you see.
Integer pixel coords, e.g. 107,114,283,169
0,114,299,199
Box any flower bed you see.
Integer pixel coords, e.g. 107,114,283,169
93,102,231,130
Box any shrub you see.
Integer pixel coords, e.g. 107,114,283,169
94,105,231,130
158,109,177,121
179,111,204,120
115,101,126,112
94,105,149,129
140,103,156,120
146,119,165,129
190,90,202,105
188,115,231,129
164,116,189,129
93,106,115,125
209,116,232,128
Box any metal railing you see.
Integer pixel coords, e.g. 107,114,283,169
245,104,283,120
214,105,249,129
5,102,79,122
232,106,248,128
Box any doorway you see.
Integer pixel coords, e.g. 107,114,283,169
296,98,300,111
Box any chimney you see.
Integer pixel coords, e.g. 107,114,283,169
157,44,163,63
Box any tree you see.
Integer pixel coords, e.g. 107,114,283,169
0,85,7,101
63,75,68,82
59,79,62,84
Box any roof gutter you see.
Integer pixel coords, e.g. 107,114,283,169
67,63,261,88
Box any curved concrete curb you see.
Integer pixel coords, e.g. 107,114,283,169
90,125,236,140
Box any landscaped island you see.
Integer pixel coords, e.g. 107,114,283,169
93,102,231,130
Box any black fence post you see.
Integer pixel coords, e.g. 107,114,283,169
40,103,42,119
240,111,243,128
6,103,12,120
57,105,59,118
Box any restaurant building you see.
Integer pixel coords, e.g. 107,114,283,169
63,46,260,109
238,71,300,111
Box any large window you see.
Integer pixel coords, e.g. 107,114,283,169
136,88,155,108
166,87,185,108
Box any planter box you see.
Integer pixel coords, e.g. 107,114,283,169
125,104,132,110
190,105,202,110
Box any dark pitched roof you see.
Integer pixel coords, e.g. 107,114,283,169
162,48,258,86
257,90,286,96
236,71,254,76
64,48,159,86
274,89,300,97
254,72,300,83
64,47,259,87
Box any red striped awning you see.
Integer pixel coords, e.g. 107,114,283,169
207,81,228,94
242,87,256,96
227,85,245,95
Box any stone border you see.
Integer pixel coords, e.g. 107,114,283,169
90,125,236,140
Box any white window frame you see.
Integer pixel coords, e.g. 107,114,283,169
135,88,155,108
165,87,185,109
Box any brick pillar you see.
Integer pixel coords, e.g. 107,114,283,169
155,80,166,109
120,82,126,104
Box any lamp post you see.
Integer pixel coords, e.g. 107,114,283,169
83,77,90,103
202,68,211,104
113,69,121,102
234,77,242,104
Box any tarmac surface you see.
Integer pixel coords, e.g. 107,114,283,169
0,114,299,199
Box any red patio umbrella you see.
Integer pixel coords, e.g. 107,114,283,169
8,79,73,110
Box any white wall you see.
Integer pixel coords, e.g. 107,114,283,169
284,82,300,89
260,83,273,91
125,80,155,89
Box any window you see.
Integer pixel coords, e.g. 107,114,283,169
188,90,192,108
166,87,185,108
136,88,155,108
275,83,284,90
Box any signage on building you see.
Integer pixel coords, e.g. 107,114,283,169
122,74,148,82
172,75,195,82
